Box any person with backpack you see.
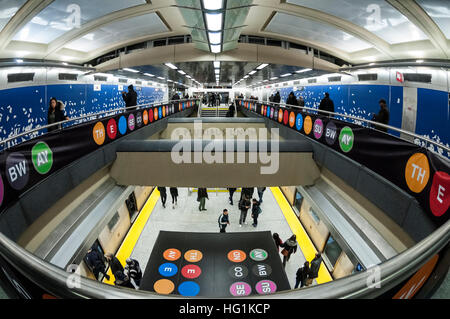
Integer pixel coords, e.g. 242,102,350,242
124,258,142,288
238,195,251,227
158,187,167,208
218,209,230,233
280,235,298,268
306,253,323,286
85,248,109,281
251,198,262,227
295,261,310,289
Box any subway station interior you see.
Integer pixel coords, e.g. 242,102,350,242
0,0,449,299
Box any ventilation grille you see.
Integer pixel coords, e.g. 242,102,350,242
59,73,78,81
119,78,128,84
308,78,317,84
328,76,341,82
403,73,432,83
358,73,378,81
7,73,35,83
94,75,107,82
293,81,301,85
135,81,142,85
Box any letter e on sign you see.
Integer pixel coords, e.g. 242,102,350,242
429,171,449,217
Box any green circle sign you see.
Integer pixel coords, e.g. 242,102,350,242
32,142,53,174
339,127,354,153
250,249,268,262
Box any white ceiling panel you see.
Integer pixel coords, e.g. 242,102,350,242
0,0,27,32
265,13,373,53
417,0,450,39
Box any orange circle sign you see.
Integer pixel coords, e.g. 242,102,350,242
227,250,247,263
304,116,313,135
289,112,296,128
153,279,175,295
92,122,106,145
405,153,430,193
163,248,181,261
184,250,203,263
278,110,283,123
143,110,149,125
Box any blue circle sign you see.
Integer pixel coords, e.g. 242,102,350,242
118,116,127,135
178,281,200,297
296,113,303,131
158,263,178,277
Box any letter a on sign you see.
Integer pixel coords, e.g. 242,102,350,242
429,171,449,217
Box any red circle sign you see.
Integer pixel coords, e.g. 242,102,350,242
107,119,117,140
181,265,202,279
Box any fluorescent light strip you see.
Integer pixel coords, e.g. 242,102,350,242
213,61,221,68
209,32,222,45
205,13,223,32
257,63,268,70
157,77,165,80
165,63,178,70
202,0,223,10
178,70,186,75
281,73,292,77
295,68,312,73
270,77,278,80
123,68,139,73
186,75,192,78
215,69,220,74
144,73,154,77
249,71,257,75
211,44,221,53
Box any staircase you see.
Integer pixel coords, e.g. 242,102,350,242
200,104,230,117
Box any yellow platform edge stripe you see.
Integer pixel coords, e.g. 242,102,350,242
270,187,333,284
103,189,160,285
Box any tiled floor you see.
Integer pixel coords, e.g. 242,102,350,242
130,188,307,289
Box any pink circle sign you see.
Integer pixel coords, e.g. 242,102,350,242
230,282,252,297
314,119,324,140
255,280,277,295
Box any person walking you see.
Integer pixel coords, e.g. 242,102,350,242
124,258,142,288
280,235,298,268
251,198,262,227
48,98,69,132
238,195,251,227
158,187,167,208
170,187,179,209
218,209,230,233
318,92,334,117
295,261,310,289
257,187,266,204
306,253,323,286
228,188,237,205
85,248,110,280
197,188,208,211
372,99,390,133
122,85,138,111
105,253,124,283
273,233,283,252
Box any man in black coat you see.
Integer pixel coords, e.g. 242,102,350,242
86,248,109,280
158,187,167,208
218,209,230,233
273,92,281,103
122,85,138,111
295,261,310,289
372,99,390,133
197,188,208,211
318,92,334,117
306,253,323,286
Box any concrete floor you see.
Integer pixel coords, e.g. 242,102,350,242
130,188,307,290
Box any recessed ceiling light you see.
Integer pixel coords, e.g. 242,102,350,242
213,61,221,68
209,32,222,45
123,68,139,73
62,62,68,66
249,70,257,75
416,59,424,63
165,63,178,70
211,44,221,53
295,68,312,73
157,77,165,80
144,73,154,77
270,77,278,80
215,69,220,74
203,0,223,10
15,59,23,63
281,73,292,77
243,75,249,79
205,13,223,32
263,80,268,82
257,63,269,70
178,70,186,75
186,75,192,79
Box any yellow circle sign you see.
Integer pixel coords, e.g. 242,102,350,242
304,116,313,135
184,250,203,263
405,153,430,193
92,122,106,145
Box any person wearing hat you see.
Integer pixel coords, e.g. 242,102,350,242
318,92,334,117
372,99,390,133
124,258,142,288
122,84,138,111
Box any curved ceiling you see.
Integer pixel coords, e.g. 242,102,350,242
0,0,448,65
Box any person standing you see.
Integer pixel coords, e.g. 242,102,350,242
105,253,124,282
273,92,281,103
170,187,179,209
318,92,334,117
158,187,167,208
306,253,323,286
257,187,266,204
85,248,110,280
122,85,138,111
281,235,298,268
238,195,251,227
372,99,390,133
48,98,69,132
114,270,134,288
286,92,299,106
298,96,305,107
273,233,283,252
241,187,254,200
251,198,262,227
228,188,237,205
197,188,208,211
124,258,142,288
218,209,230,233
295,261,310,289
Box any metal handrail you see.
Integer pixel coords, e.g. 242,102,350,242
0,218,448,299
236,98,450,154
0,98,199,150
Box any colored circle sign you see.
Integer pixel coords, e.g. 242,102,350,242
228,265,249,279
136,112,143,128
184,250,203,263
296,113,303,131
288,112,296,128
128,114,135,131
154,279,175,295
5,153,29,191
162,106,166,118
178,281,200,297
429,171,449,217
163,248,181,261
339,126,354,153
313,119,324,140
283,110,289,125
0,174,4,207
230,282,252,297
118,116,127,135
107,119,117,140
304,116,313,135
255,280,277,295
267,106,271,118
158,107,162,119
149,109,154,123
325,121,338,146
252,264,273,277
92,121,106,145
405,153,430,193
181,265,202,279
158,263,178,277
154,108,159,121
278,109,283,123
250,249,268,262
143,110,149,125
228,250,247,263
31,142,53,175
